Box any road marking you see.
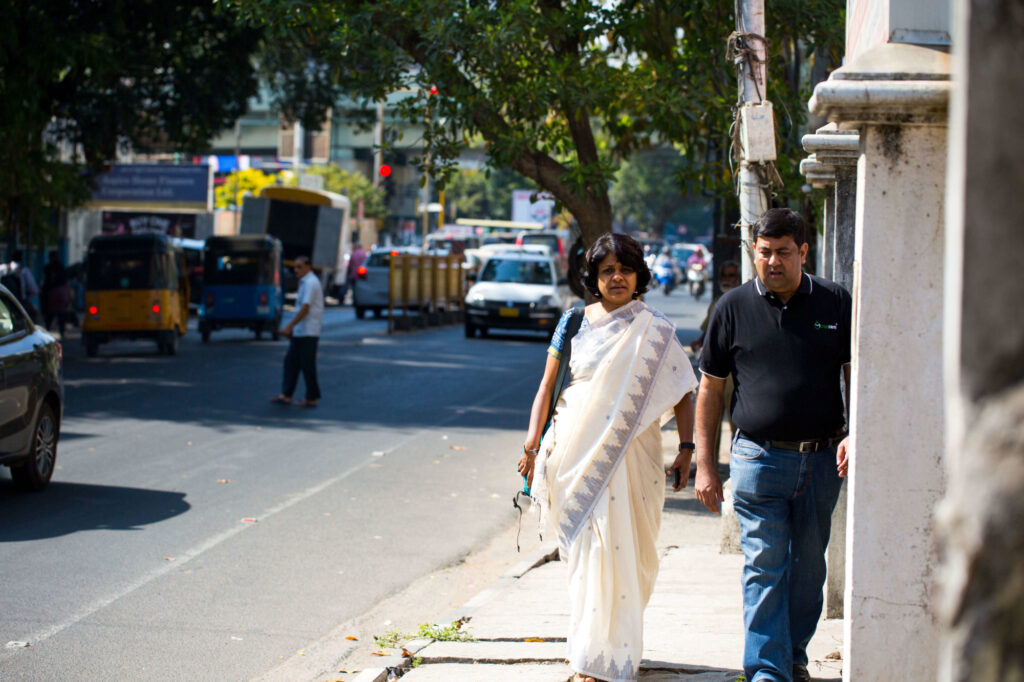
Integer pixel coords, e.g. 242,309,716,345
0,457,371,657
1,369,535,657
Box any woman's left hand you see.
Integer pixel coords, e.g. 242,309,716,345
667,449,694,492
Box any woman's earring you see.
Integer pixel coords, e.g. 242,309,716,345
632,290,640,299
594,290,602,298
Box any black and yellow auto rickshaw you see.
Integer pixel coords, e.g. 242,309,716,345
82,233,190,357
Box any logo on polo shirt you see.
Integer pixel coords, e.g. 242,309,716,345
814,321,839,331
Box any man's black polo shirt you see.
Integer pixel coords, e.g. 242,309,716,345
699,272,852,442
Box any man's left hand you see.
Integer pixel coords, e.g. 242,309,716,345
836,436,851,478
278,326,292,339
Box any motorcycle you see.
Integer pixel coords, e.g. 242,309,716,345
653,259,679,295
687,261,708,299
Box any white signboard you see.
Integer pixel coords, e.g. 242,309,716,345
512,190,555,228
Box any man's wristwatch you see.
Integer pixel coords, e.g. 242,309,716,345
678,441,696,452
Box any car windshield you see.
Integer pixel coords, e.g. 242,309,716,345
480,258,553,285
204,251,275,285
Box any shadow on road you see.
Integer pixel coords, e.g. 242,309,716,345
0,481,190,542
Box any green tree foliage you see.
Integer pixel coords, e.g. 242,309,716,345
286,164,388,220
444,167,531,223
0,2,262,245
248,1,844,246
610,148,712,239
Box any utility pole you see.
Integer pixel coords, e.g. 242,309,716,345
732,0,773,282
373,101,384,189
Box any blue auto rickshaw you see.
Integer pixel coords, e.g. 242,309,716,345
198,235,283,342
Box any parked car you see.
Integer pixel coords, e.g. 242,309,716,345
0,284,63,491
464,249,574,337
350,247,419,319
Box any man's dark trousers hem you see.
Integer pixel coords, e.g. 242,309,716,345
281,336,321,401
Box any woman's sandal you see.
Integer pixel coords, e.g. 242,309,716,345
269,395,291,405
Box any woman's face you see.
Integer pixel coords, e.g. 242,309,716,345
595,252,638,308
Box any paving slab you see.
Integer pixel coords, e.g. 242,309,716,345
398,662,573,681
417,639,567,664
462,561,570,641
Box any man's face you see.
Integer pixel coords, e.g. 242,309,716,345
294,260,311,276
719,266,740,292
754,235,807,296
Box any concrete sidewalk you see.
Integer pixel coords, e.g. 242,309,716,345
352,426,845,682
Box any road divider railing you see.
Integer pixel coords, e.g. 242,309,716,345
388,253,466,333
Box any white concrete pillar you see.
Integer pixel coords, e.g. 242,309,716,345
810,42,951,681
798,155,836,277
801,125,860,620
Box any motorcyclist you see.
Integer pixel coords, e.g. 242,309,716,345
685,245,708,270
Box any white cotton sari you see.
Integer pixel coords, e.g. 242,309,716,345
531,300,697,682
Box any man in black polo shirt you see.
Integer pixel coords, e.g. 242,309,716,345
695,208,851,682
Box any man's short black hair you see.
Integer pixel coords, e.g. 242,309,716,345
581,232,651,298
753,208,806,246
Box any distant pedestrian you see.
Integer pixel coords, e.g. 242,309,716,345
42,250,71,337
271,256,324,407
520,233,697,682
347,242,368,281
5,250,42,323
695,208,851,682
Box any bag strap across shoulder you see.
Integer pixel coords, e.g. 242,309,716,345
544,307,584,433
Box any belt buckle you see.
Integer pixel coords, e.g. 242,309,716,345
799,440,816,454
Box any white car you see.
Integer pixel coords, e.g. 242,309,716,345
464,249,574,338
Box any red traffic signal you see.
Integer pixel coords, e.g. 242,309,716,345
379,164,392,178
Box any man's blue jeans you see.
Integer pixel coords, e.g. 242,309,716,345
730,433,844,682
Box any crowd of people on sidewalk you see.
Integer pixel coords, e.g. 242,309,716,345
1,249,81,338
520,210,851,682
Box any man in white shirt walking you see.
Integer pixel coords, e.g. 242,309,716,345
271,255,324,407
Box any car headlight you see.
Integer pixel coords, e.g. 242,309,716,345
466,292,485,306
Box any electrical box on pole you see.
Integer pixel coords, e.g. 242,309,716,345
739,102,777,162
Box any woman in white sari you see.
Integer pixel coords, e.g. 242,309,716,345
518,233,698,682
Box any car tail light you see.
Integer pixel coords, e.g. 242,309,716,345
356,266,368,279
88,305,99,316
259,292,268,306
152,304,161,314
390,250,399,257
206,292,214,308
55,341,63,369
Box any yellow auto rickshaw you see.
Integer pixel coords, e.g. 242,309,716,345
82,233,190,357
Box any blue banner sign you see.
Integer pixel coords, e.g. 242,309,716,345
87,164,212,210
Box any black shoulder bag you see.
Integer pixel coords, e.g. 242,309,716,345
514,307,584,551
543,307,584,435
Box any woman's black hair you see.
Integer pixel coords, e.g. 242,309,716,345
581,232,652,298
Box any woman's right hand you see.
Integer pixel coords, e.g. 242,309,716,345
517,451,536,489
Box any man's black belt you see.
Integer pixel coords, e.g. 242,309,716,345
738,431,846,454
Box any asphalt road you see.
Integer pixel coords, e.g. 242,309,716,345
0,285,709,681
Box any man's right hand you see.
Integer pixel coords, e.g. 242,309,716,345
695,465,724,513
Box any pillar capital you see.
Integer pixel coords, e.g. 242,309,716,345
809,43,951,127
802,123,860,168
799,155,836,189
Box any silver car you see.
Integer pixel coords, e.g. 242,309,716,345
0,284,63,491
350,247,418,319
